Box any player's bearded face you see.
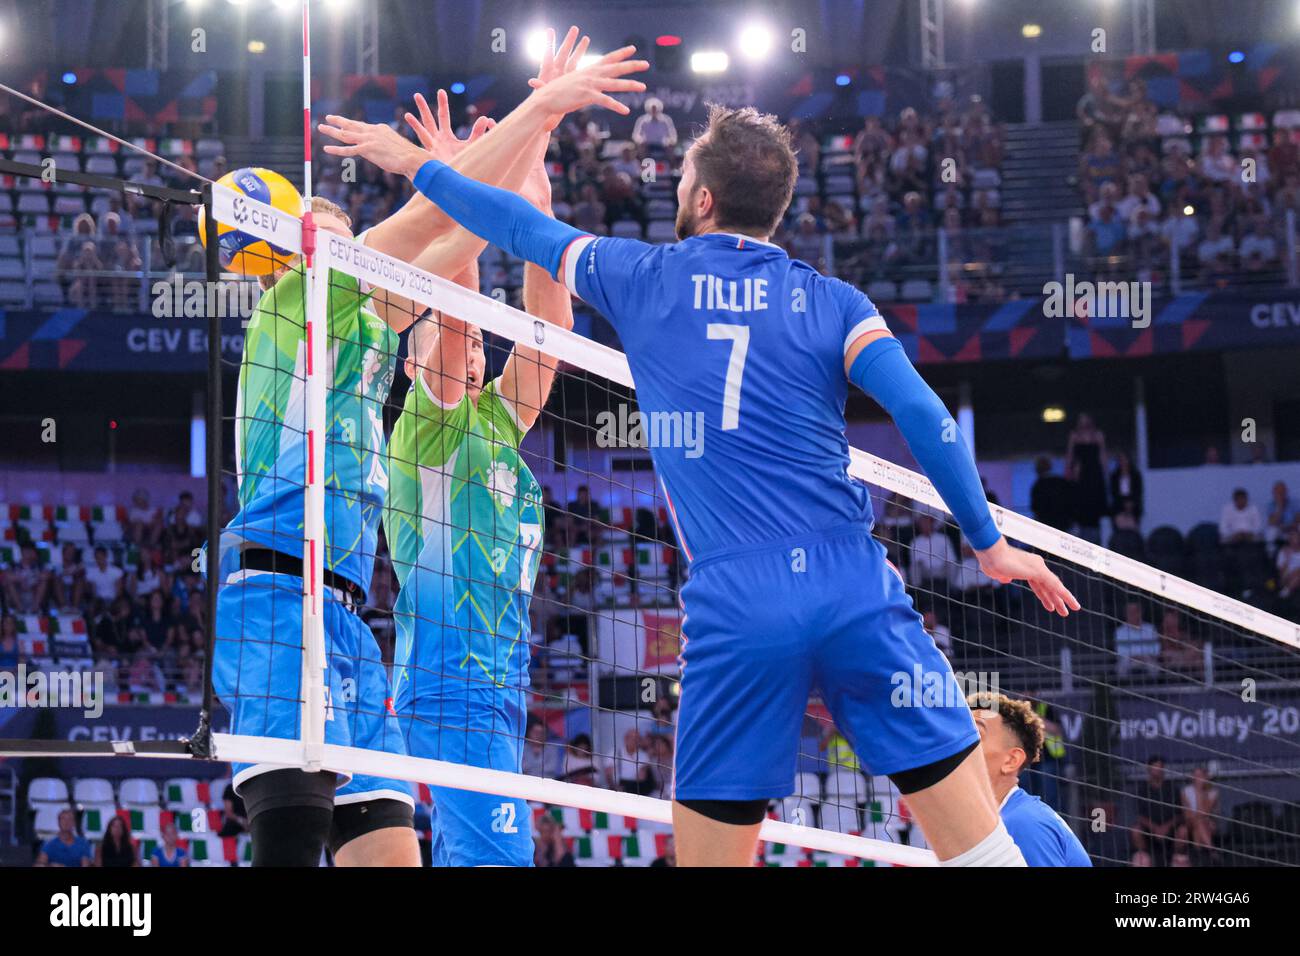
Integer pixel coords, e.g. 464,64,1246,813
466,329,486,399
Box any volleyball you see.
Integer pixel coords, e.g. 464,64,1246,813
198,166,301,276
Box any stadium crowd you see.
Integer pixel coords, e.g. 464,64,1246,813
1076,70,1299,288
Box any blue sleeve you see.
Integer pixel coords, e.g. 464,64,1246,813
411,159,586,279
848,337,1000,550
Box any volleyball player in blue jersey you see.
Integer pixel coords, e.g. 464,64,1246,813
322,98,1079,867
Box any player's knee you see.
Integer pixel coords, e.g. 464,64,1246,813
888,740,979,795
241,768,337,867
330,798,414,856
677,798,769,826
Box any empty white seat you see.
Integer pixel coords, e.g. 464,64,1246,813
163,777,201,810
73,777,115,805
28,777,70,804
119,777,160,807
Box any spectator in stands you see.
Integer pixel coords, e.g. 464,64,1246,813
921,607,953,659
1219,487,1265,595
522,714,562,779
1158,609,1203,676
57,212,98,271
907,512,955,593
1067,413,1109,543
650,834,676,867
5,543,51,614
1086,200,1127,270
149,821,189,867
611,143,640,181
1079,129,1124,196
1117,173,1161,224
35,808,93,867
52,542,86,611
1076,72,1125,138
1198,135,1237,184
599,161,643,232
1196,218,1236,283
107,236,142,312
647,734,674,800
91,596,131,659
128,549,163,603
1108,450,1144,527
560,733,600,786
1159,200,1199,258
0,615,19,669
163,491,203,559
1179,765,1220,865
570,181,607,236
1113,600,1160,678
137,590,177,658
1266,481,1297,549
86,547,124,604
126,648,165,693
126,488,161,548
66,240,103,309
1275,528,1300,619
788,212,826,272
1132,755,1179,867
612,728,654,795
95,814,139,868
631,97,677,154
533,813,576,867
1239,215,1280,273
567,485,606,544
1030,456,1076,532
219,782,248,838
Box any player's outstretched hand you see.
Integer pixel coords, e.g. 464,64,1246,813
404,90,494,161
527,44,648,117
318,115,430,179
974,537,1081,617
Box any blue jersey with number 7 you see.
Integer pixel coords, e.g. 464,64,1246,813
561,232,887,560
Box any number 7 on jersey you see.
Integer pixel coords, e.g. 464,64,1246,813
706,323,750,431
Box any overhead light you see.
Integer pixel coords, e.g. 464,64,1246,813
247,40,266,53
1022,23,1042,39
1041,406,1066,424
1228,50,1245,64
737,23,774,61
524,28,551,63
835,73,851,87
691,50,729,74
1183,204,1195,216
62,71,77,85
449,81,466,95
656,35,682,47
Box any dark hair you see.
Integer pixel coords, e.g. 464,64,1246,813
691,104,798,235
969,693,1044,768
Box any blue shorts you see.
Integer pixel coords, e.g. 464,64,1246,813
673,525,979,801
213,569,413,807
403,687,533,867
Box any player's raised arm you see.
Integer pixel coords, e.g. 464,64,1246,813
357,27,590,265
844,330,1080,617
318,44,648,277
496,146,573,431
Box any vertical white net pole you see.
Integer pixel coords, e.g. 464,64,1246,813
299,0,327,770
